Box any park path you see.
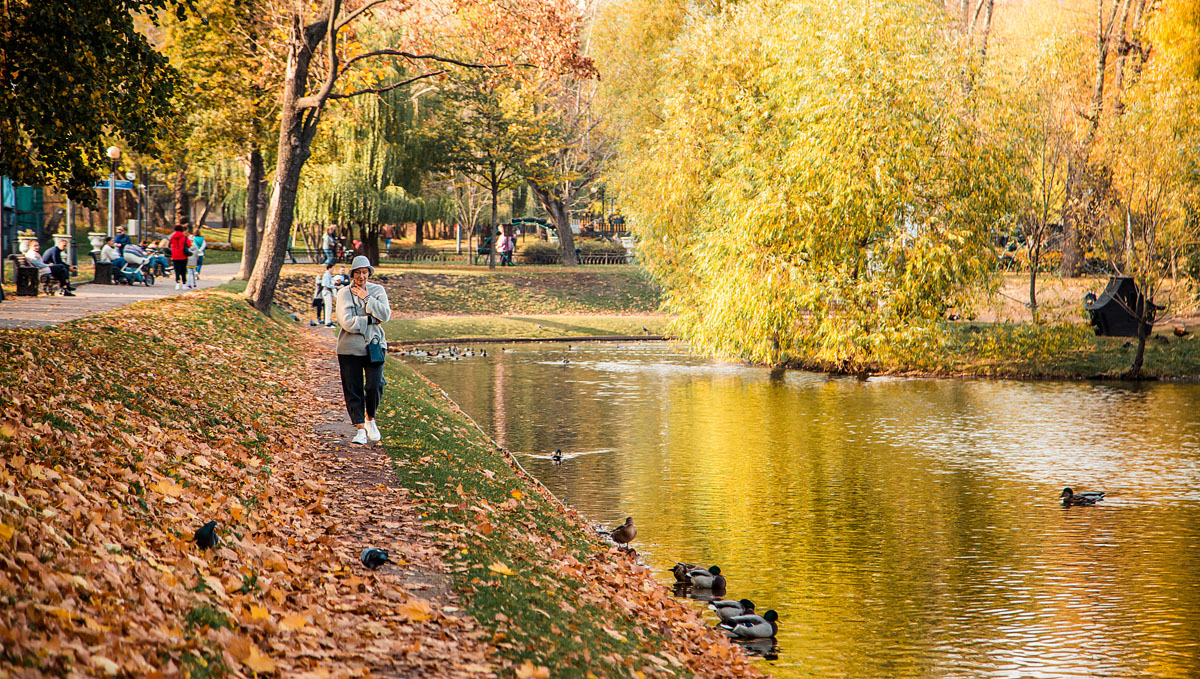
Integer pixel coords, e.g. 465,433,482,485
294,327,494,677
0,262,241,329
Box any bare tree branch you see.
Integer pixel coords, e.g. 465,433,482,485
327,70,446,100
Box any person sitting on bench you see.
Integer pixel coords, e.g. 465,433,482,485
100,236,126,272
26,239,74,296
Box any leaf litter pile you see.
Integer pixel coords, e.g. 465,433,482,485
0,289,763,678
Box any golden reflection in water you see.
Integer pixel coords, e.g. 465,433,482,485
407,343,1200,678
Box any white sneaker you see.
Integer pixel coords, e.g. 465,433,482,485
175,283,181,290
366,419,381,442
351,428,369,445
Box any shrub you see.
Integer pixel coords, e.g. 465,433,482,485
519,241,560,264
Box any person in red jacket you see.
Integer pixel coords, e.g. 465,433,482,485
169,224,193,290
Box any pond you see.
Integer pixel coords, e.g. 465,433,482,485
404,342,1200,678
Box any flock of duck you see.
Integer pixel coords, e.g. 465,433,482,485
589,487,1107,654
398,345,488,359
598,516,781,644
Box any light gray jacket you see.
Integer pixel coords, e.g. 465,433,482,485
335,282,391,356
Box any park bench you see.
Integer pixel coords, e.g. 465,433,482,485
8,254,57,296
90,251,114,285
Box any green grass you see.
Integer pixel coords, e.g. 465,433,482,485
375,361,696,678
849,322,1200,379
275,266,663,318
384,314,669,342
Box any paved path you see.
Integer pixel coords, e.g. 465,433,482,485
0,263,242,329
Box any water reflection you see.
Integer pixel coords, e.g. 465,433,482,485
405,342,1200,678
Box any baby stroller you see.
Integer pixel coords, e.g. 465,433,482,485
114,256,156,286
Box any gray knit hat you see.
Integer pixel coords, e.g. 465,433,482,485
349,255,374,276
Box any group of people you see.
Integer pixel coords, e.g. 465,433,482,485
167,225,206,289
97,225,172,282
311,262,351,327
22,236,78,296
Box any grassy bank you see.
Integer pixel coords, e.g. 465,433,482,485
787,321,1200,380
384,314,669,342
275,266,662,318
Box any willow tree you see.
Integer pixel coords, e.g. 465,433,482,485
243,0,596,312
612,0,1011,368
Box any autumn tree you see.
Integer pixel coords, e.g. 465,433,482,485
243,0,595,312
159,0,279,278
426,75,546,269
523,77,612,267
0,0,185,202
1091,4,1200,377
606,0,1011,367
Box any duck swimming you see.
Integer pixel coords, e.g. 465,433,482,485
551,449,563,464
711,599,755,622
671,562,698,583
687,565,726,590
1060,487,1105,506
719,610,779,639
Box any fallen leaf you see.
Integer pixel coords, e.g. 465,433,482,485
0,523,14,541
399,599,433,622
515,660,550,679
279,613,308,631
242,645,277,673
488,561,516,576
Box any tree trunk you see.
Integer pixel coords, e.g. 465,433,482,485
529,180,578,266
1028,266,1038,323
415,218,424,245
488,163,498,270
173,162,190,227
238,146,264,280
245,13,326,313
1062,1,1122,278
1128,295,1147,378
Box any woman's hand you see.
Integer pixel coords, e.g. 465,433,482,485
351,285,368,300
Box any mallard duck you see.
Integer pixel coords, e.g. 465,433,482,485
1060,487,1105,506
551,449,563,464
601,517,636,545
671,562,698,583
687,565,726,590
719,610,778,639
711,599,755,622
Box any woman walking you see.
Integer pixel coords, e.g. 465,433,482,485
336,256,392,445
169,225,192,290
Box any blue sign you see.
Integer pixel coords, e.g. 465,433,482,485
94,180,135,190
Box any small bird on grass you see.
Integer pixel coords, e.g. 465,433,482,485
1174,326,1191,337
1060,487,1106,507
194,521,218,549
600,517,636,547
642,326,650,335
360,548,390,570
551,449,563,464
720,610,779,639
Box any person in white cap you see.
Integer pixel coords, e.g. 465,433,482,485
335,255,392,444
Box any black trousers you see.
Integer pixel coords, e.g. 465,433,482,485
172,258,187,282
338,353,384,425
47,264,69,286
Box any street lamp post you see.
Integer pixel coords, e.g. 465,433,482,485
106,146,121,238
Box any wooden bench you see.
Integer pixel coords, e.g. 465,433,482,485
8,254,57,296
